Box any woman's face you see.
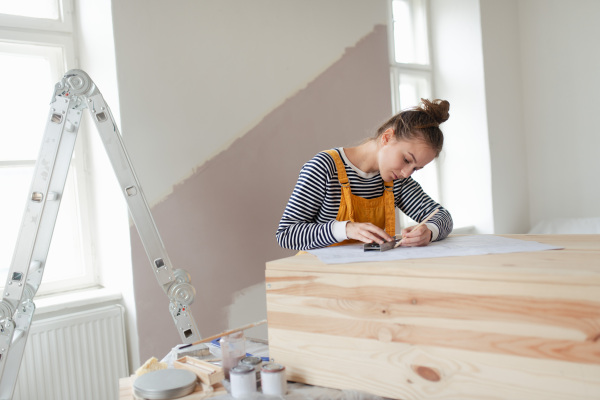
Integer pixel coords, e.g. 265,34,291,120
378,130,436,182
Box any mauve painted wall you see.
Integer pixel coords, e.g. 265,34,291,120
131,25,392,360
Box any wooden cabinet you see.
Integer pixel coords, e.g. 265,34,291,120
265,235,600,399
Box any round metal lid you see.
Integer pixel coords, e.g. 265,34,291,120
261,362,285,373
133,369,197,399
240,356,262,366
230,365,254,375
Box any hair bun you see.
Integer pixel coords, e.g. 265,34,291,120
421,98,450,125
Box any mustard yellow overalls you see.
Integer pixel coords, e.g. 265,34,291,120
325,149,396,246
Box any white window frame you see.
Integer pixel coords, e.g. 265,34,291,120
0,0,98,295
388,0,442,229
0,0,73,32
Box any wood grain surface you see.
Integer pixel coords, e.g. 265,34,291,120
266,234,600,399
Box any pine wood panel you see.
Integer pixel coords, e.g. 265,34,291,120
266,234,600,399
266,235,600,283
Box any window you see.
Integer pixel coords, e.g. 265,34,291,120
0,0,96,295
388,0,440,228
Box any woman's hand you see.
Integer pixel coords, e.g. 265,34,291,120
400,224,432,247
346,222,393,244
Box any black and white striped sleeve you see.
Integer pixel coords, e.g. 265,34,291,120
395,177,453,241
276,154,339,250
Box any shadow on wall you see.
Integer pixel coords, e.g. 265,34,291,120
130,24,393,361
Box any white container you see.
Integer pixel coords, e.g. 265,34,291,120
220,331,246,379
230,365,257,398
261,363,287,396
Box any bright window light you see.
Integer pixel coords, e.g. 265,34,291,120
0,39,93,293
392,0,429,65
398,72,431,110
0,49,56,160
0,0,60,20
390,0,438,227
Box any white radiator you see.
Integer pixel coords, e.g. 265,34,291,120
12,304,129,400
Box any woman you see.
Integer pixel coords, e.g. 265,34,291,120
276,99,453,251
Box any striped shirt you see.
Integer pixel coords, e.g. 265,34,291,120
276,148,453,250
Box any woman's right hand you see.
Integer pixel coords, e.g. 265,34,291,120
346,222,394,245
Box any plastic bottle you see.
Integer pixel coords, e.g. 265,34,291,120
220,331,246,379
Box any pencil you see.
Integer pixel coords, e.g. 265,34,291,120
394,208,440,248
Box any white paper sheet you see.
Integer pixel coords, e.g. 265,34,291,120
308,235,562,264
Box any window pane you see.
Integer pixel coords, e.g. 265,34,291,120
0,166,85,289
396,72,437,199
0,166,33,286
0,0,59,20
392,0,429,65
0,43,62,161
0,39,90,292
44,171,86,283
397,71,431,110
399,68,439,204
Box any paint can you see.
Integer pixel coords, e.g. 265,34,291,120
260,362,287,396
239,356,263,388
229,364,257,398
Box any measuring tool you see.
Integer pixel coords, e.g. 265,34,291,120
363,208,440,252
363,236,403,252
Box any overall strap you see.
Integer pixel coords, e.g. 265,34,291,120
324,149,355,221
383,181,396,237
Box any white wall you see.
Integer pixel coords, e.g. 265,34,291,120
480,0,530,234
518,0,600,228
431,0,600,234
107,0,388,360
430,0,495,233
111,0,388,206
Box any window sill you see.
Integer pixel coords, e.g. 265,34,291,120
34,286,123,316
452,225,476,234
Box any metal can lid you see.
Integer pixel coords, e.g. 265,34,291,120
133,369,197,400
261,362,285,373
240,356,262,366
230,364,254,375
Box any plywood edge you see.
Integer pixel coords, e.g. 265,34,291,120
265,235,600,285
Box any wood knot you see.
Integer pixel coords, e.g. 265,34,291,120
411,298,418,305
377,328,393,342
412,365,441,382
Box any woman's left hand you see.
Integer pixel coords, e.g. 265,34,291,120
400,224,433,247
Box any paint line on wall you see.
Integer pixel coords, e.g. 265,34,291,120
149,25,389,208
130,24,392,360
